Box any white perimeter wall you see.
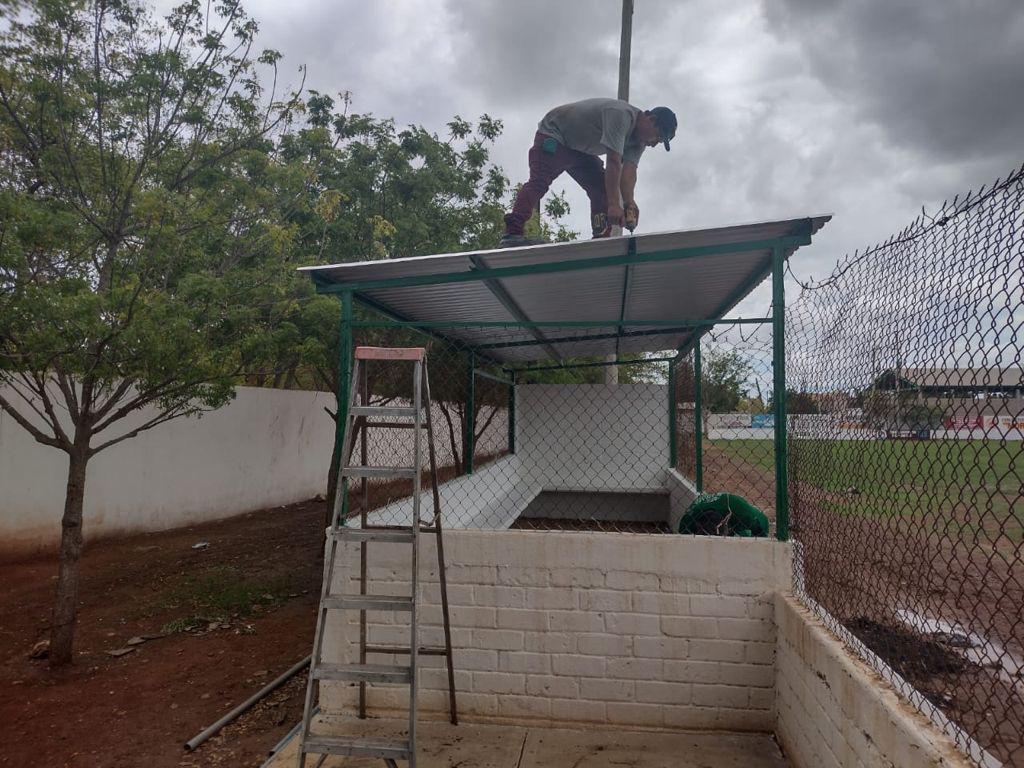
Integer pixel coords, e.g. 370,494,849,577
323,530,789,730
0,386,336,556
776,594,976,768
517,384,668,491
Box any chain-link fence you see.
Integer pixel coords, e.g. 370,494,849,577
674,322,779,528
339,320,695,534
787,163,1024,766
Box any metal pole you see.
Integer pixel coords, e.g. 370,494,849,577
508,370,516,455
772,245,789,541
184,656,311,751
618,0,633,101
331,292,354,524
668,360,677,469
606,0,633,384
465,350,476,475
694,343,703,493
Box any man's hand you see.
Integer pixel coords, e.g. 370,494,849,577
624,201,639,231
607,203,625,226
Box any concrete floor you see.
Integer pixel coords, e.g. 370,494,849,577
267,716,791,767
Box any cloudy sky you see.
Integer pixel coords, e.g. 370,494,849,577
184,0,1024,314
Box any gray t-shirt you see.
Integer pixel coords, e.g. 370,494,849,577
538,98,646,165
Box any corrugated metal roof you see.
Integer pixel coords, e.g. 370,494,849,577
300,215,831,363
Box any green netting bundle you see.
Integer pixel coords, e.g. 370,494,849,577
678,492,770,537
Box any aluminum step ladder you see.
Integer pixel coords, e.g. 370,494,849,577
299,346,457,768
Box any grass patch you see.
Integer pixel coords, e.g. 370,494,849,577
707,437,1023,539
158,565,290,626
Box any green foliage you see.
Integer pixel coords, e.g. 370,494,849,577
0,0,299,455
159,565,287,620
700,347,754,413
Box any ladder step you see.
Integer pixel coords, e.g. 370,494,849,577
365,644,449,656
314,662,412,684
342,466,417,479
323,594,413,612
335,528,416,543
303,735,412,759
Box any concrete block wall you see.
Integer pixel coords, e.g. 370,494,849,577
322,530,791,730
775,594,974,768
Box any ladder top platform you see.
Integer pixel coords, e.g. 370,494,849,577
355,346,426,361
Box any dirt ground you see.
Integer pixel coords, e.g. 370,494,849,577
0,499,326,768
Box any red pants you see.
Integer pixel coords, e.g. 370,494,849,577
504,132,607,235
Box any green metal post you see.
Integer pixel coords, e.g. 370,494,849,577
335,291,353,523
668,362,677,469
772,245,789,541
694,342,703,492
465,350,476,475
508,370,516,455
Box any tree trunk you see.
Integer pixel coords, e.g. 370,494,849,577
325,435,341,528
49,449,89,667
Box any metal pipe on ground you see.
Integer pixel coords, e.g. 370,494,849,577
184,655,311,752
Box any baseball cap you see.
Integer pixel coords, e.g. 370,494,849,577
648,106,677,151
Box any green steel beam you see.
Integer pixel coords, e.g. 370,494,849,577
478,325,699,352
614,238,637,357
772,245,789,541
465,350,476,475
469,255,561,361
474,369,514,386
668,361,677,469
313,235,812,294
508,371,516,454
507,356,675,374
694,341,703,493
351,317,771,329
335,291,354,523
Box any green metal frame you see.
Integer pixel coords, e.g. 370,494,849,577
772,245,789,540
668,361,677,469
694,341,703,493
335,291,354,523
465,350,476,475
321,229,809,542
507,371,516,455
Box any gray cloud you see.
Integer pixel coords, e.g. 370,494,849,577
763,0,1024,164
152,0,1024,314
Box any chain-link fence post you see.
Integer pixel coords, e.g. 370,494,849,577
694,341,703,493
772,244,789,541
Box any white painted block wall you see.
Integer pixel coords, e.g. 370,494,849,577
517,384,669,491
0,386,336,555
775,594,977,768
321,530,790,730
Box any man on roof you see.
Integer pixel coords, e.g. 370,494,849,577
500,97,677,248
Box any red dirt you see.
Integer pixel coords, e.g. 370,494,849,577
0,499,326,768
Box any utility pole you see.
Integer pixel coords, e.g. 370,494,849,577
606,0,633,385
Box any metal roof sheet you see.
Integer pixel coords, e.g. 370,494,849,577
300,215,831,363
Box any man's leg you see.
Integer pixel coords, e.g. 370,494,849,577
565,155,608,237
504,133,568,236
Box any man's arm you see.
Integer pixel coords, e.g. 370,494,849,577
620,162,638,206
604,151,625,224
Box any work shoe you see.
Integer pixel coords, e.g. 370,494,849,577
499,234,546,248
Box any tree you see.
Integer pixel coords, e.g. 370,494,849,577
0,0,297,665
241,95,565,514
700,347,753,413
768,388,820,414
